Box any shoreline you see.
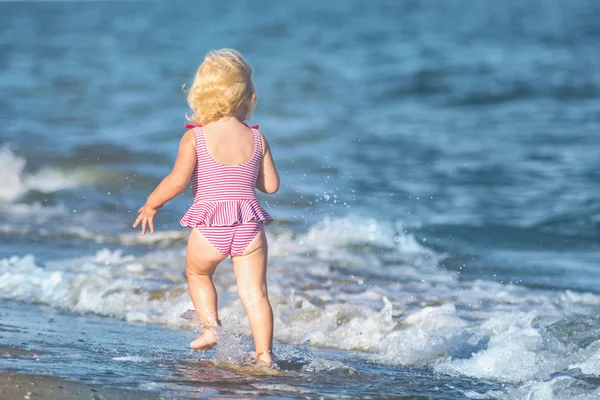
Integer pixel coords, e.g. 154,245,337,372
0,372,162,400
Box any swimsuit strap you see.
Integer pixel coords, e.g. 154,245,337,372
251,127,263,157
193,126,211,160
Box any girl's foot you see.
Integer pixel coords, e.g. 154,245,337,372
256,351,277,369
190,329,218,351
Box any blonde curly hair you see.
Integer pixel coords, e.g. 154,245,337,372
186,49,257,126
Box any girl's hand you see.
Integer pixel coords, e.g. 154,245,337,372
133,204,158,235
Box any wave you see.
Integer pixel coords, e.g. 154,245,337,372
373,64,600,106
0,224,190,247
1,214,599,399
0,145,88,202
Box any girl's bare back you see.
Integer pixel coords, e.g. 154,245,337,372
201,119,255,166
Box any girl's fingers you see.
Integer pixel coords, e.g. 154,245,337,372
133,206,157,233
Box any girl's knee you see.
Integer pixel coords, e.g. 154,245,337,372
238,286,267,305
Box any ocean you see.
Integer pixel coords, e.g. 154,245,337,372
1,1,599,399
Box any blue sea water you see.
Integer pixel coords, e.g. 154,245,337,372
1,1,599,399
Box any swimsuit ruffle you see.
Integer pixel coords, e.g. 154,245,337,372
180,199,273,227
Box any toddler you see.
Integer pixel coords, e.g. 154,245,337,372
133,49,279,367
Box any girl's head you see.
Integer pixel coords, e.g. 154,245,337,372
186,49,257,126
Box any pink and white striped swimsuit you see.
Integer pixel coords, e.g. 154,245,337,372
180,124,273,257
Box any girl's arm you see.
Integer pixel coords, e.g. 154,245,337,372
133,130,196,235
256,132,280,194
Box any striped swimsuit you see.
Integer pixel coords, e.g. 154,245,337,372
180,124,272,257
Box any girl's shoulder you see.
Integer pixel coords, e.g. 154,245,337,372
182,123,203,137
180,128,197,150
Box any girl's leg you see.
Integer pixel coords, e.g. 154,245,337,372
186,228,227,350
231,229,274,364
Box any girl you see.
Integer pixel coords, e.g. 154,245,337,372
133,49,279,367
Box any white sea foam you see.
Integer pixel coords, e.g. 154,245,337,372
0,252,193,324
0,145,85,201
435,312,570,383
569,339,600,376
0,222,189,246
113,356,152,363
2,215,600,400
292,215,438,258
559,290,600,306
467,376,600,400
52,226,189,246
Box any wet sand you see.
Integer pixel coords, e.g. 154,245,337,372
0,372,162,400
